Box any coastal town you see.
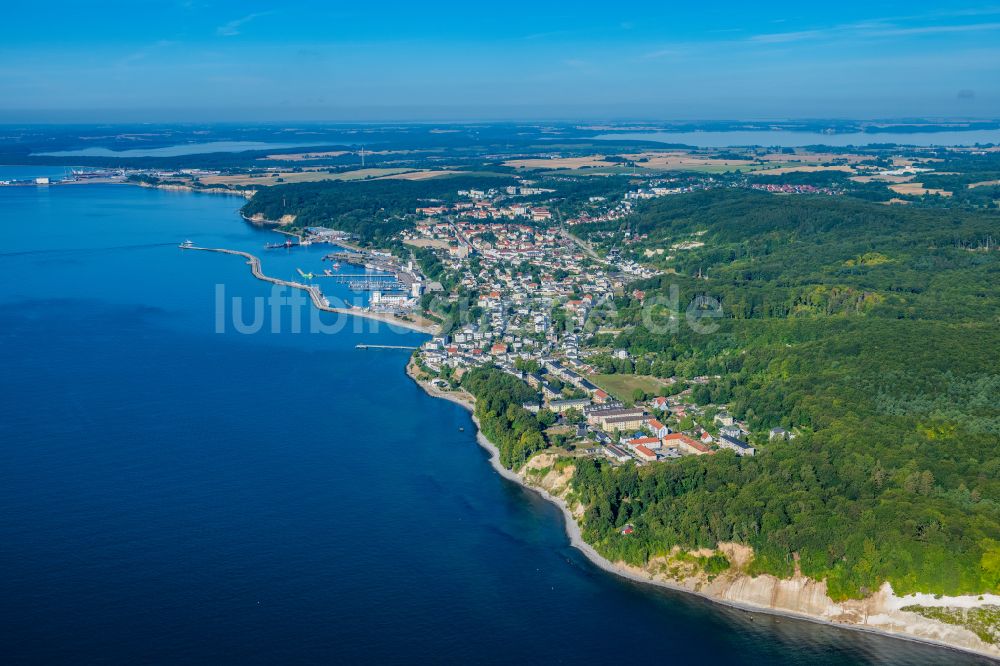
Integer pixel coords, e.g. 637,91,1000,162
9,147,968,472
166,168,773,465
396,181,768,464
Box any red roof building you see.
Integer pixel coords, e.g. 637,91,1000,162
633,444,657,462
664,433,711,455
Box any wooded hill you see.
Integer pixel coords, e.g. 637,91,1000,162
241,174,514,243
568,190,1000,599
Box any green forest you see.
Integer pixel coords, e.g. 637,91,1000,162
460,368,547,469
240,175,514,244
572,190,999,599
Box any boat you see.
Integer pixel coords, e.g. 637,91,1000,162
332,262,341,270
179,239,194,248
265,239,296,249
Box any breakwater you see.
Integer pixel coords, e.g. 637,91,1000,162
180,244,437,334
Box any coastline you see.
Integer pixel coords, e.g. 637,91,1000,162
168,178,997,659
404,361,1000,661
137,181,256,198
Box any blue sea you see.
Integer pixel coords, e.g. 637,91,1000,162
0,184,990,664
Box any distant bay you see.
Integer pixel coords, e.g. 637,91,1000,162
35,141,330,158
0,165,86,181
595,129,1000,148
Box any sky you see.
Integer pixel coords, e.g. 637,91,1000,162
2,1,1000,122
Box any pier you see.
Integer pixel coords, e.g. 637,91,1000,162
324,251,363,263
178,244,437,334
356,344,419,350
316,272,404,291
317,273,395,279
349,280,405,291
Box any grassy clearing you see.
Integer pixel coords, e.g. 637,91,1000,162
590,374,666,404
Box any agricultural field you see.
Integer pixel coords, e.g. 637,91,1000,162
504,155,620,169
197,168,445,187
889,181,953,197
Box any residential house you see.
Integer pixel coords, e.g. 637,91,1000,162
719,425,742,439
603,445,632,463
664,433,711,456
646,418,669,438
548,397,591,413
714,411,735,427
632,444,657,463
719,434,755,456
629,436,662,451
585,406,638,425
602,414,647,432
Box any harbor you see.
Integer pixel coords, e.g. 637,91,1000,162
323,250,422,295
178,241,437,334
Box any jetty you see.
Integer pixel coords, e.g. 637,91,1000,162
179,244,437,334
356,344,419,350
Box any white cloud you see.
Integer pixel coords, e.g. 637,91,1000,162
747,29,823,44
216,12,272,37
746,17,1000,45
866,21,1000,37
